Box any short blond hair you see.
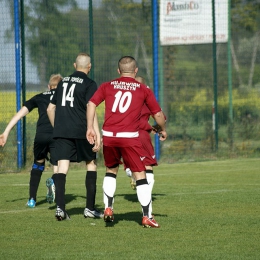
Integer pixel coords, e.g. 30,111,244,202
118,56,137,73
75,53,91,69
49,74,63,88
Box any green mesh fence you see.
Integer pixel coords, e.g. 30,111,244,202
0,0,260,172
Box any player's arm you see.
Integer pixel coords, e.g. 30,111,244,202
92,112,101,152
47,103,56,127
86,101,97,145
153,111,167,141
151,111,167,134
0,106,29,147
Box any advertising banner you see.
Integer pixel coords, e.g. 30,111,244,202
160,0,228,45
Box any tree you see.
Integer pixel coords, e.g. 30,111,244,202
3,0,79,84
97,0,153,85
231,0,260,87
23,0,79,83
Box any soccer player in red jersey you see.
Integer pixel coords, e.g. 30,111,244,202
86,56,167,228
125,76,166,218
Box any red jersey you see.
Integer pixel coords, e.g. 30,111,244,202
139,104,153,132
90,76,162,146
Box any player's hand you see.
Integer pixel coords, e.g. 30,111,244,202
0,133,7,147
92,136,101,152
151,124,162,134
158,130,167,141
86,127,96,145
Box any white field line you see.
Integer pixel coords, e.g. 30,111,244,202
0,208,43,214
168,189,233,196
1,184,28,186
0,188,258,214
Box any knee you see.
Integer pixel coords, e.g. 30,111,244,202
32,160,45,171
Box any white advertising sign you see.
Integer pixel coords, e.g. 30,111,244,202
160,0,228,45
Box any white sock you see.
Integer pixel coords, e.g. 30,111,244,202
103,176,116,208
146,173,155,192
146,173,155,216
136,183,152,217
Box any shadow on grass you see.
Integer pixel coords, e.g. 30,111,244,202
117,192,166,203
102,210,142,227
102,210,167,227
9,193,84,210
101,192,167,227
68,204,104,216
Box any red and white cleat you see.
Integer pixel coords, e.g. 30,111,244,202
142,216,160,228
104,207,114,222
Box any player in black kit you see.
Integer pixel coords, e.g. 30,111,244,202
47,53,102,221
0,74,63,207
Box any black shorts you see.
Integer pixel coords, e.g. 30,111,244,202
34,133,56,165
53,138,96,163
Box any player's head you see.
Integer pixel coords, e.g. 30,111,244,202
118,56,138,76
74,53,91,73
48,74,63,90
135,76,146,84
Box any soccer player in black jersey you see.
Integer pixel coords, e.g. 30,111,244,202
47,53,102,221
0,74,63,207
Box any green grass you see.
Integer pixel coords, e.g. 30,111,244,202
0,159,260,259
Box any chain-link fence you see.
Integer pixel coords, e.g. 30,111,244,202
0,0,260,173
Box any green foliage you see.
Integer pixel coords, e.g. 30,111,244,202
231,0,260,32
168,88,260,126
24,0,80,81
96,0,152,83
0,159,260,259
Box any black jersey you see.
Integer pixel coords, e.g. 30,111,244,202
51,71,97,139
23,89,55,134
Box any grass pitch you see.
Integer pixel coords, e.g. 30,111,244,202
0,159,259,259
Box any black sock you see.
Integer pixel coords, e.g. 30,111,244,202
142,204,150,217
53,173,66,211
85,171,97,210
29,163,44,201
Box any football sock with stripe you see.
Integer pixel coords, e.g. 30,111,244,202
103,173,116,208
146,169,155,191
29,162,44,201
136,178,152,217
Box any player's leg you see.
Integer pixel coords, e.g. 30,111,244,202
102,146,121,222
134,175,159,228
27,159,45,207
84,159,103,218
46,138,57,204
103,170,117,222
144,166,155,216
125,166,136,190
141,131,157,216
139,130,156,192
52,138,72,220
123,146,159,228
75,139,103,218
53,160,70,220
146,167,155,191
27,134,49,207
